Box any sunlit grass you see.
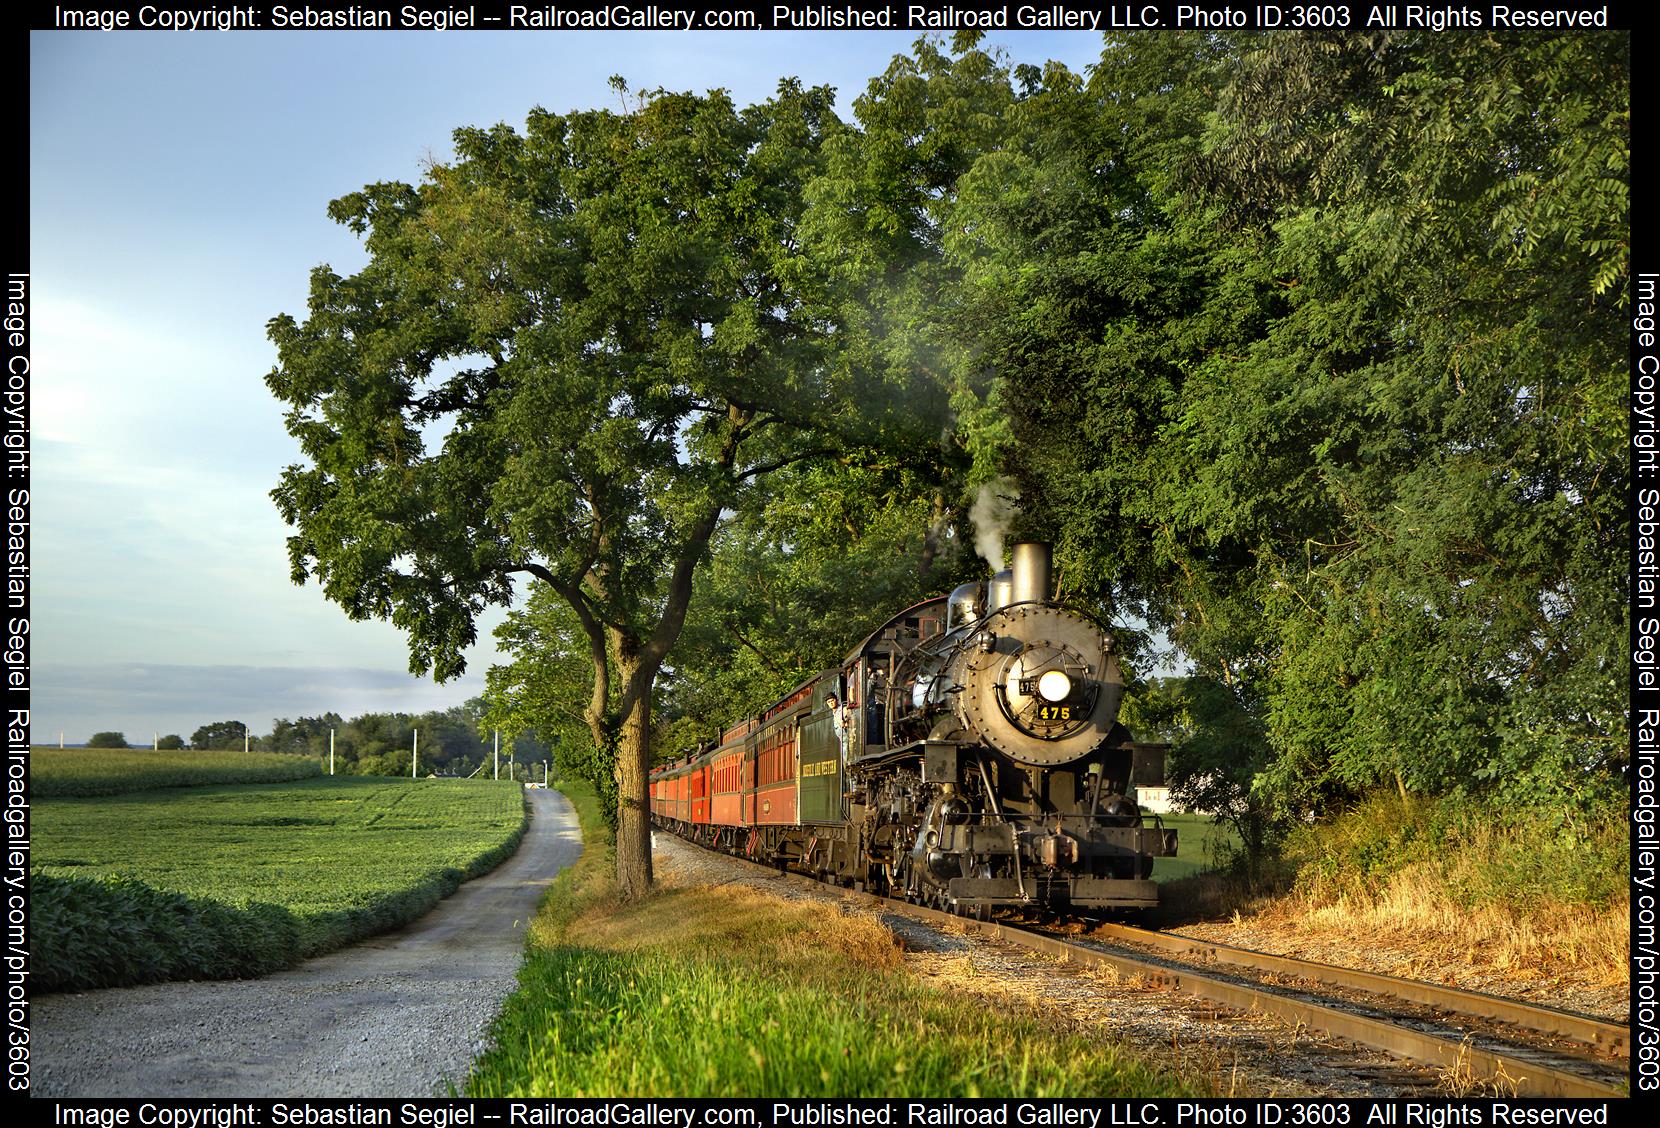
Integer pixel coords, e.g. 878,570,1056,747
467,778,1194,1097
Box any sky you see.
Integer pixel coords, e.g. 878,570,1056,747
28,27,1109,744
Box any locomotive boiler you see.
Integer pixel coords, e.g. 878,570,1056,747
650,542,1176,914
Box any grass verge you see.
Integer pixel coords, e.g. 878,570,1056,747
1157,791,1628,988
467,779,1192,1097
33,776,526,990
32,747,322,796
1151,813,1241,884
1268,791,1629,986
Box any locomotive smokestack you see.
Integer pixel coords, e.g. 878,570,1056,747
1011,542,1053,604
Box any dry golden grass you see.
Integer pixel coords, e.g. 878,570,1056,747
1436,1036,1522,1099
569,877,904,973
1253,862,1629,988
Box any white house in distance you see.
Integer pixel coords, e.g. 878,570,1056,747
1130,743,1177,814
1134,784,1176,814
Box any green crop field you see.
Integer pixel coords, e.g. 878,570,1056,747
31,747,321,796
33,776,526,990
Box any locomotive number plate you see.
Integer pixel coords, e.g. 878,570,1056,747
1034,704,1074,722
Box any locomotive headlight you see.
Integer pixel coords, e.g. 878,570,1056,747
1036,670,1073,702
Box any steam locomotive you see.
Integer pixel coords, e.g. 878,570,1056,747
649,542,1176,914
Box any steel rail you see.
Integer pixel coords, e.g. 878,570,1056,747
883,899,1626,1100
660,833,1626,1099
1088,921,1629,1056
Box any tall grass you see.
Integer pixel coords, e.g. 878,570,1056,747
467,779,1192,1098
1266,791,1629,985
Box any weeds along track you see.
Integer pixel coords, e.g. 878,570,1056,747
1084,922,1628,1056
965,914,1627,1099
665,834,1627,1098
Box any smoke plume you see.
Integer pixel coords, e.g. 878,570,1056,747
970,477,1019,573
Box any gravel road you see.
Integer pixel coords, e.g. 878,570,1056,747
31,787,581,1098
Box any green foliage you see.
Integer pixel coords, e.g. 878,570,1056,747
1122,676,1281,877
30,874,303,991
190,720,248,750
31,748,321,797
483,593,620,825
33,777,526,990
1181,32,1628,815
85,732,128,749
660,460,977,750
929,31,1626,827
156,735,185,750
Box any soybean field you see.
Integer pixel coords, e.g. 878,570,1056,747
32,775,527,990
31,747,322,796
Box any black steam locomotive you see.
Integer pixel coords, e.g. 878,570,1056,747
650,542,1176,914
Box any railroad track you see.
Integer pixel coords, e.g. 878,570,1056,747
906,904,1628,1099
1086,921,1628,1056
662,833,1629,1099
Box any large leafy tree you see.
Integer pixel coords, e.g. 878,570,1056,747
943,32,1239,633
963,30,1627,822
1178,31,1629,813
890,29,1623,830
800,35,1026,558
268,79,842,895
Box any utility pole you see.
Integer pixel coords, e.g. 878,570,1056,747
244,725,250,754
329,728,335,776
493,730,499,781
411,729,419,778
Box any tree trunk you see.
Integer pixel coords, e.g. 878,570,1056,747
919,489,946,579
613,642,654,898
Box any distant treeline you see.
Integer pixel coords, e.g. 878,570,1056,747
107,701,554,778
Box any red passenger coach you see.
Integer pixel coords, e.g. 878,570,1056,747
708,726,748,827
754,722,797,825
690,760,710,826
